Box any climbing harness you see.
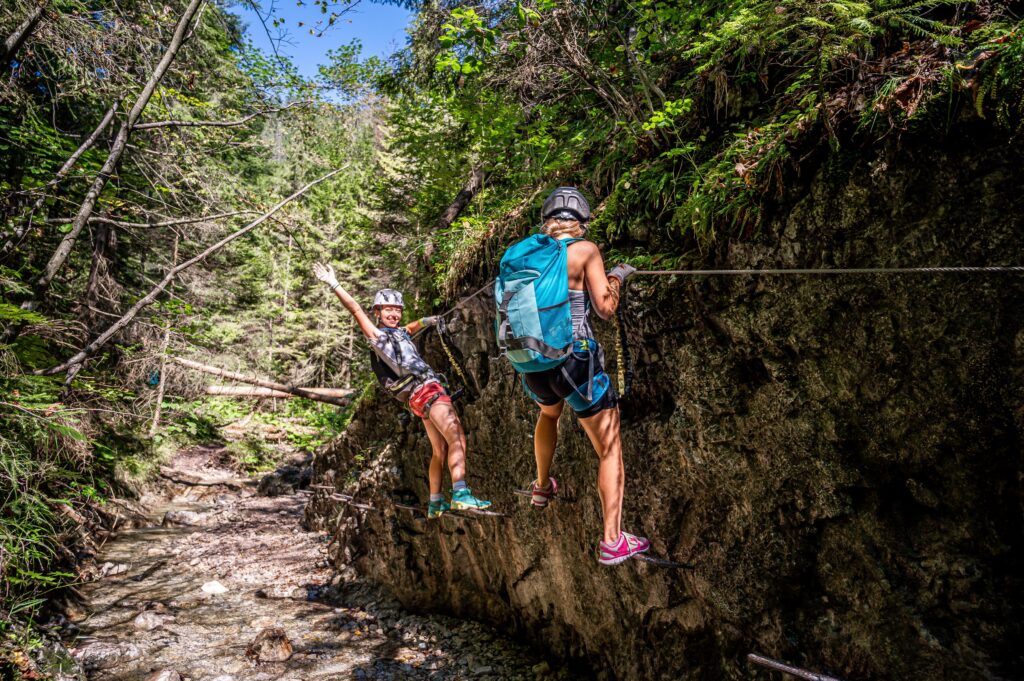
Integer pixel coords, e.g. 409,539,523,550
747,653,843,681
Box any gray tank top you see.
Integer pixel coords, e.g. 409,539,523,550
569,289,594,341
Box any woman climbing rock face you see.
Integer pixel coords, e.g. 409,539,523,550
496,187,649,564
312,263,492,518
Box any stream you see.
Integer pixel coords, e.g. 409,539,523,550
66,447,566,681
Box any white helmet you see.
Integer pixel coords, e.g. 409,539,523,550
372,288,404,309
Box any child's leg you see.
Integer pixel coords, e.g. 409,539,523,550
534,401,563,487
426,401,466,483
422,418,449,496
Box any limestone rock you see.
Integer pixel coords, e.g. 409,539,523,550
201,580,228,594
305,131,1024,681
133,611,164,631
162,510,202,527
144,670,182,681
245,627,293,663
74,642,141,671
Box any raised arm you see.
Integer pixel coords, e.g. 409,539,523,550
312,262,380,340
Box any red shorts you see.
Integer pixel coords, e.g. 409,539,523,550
408,381,451,419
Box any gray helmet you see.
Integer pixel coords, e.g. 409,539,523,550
372,288,404,309
542,187,590,222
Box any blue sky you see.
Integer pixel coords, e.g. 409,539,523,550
229,1,414,79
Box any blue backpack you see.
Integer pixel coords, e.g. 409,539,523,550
495,233,581,373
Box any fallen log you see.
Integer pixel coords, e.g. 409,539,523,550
158,466,249,488
172,357,353,407
206,386,353,399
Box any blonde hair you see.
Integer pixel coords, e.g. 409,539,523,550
542,217,585,239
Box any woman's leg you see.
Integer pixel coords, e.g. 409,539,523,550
421,418,448,496
578,406,624,545
426,401,466,483
534,401,563,487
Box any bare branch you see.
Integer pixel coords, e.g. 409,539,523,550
43,210,256,229
24,0,206,310
1,2,48,65
36,165,348,376
134,100,312,130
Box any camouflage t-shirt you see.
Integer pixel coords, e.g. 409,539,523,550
371,327,438,396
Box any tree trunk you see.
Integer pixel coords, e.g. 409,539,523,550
436,164,485,232
23,0,205,312
343,319,354,390
1,2,47,66
173,357,354,406
82,220,118,338
148,233,178,437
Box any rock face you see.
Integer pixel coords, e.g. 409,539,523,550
307,123,1024,679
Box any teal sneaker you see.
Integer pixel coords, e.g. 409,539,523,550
427,499,450,519
451,488,492,511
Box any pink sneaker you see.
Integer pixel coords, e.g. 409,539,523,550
598,531,650,565
531,477,558,508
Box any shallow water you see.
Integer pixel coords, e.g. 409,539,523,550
70,483,560,681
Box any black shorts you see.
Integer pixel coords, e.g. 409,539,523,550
522,339,617,419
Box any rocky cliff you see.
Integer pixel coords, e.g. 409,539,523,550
306,121,1024,680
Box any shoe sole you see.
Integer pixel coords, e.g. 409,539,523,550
451,502,493,511
598,547,650,566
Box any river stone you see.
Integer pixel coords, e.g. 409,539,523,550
64,602,89,623
245,628,293,663
250,616,278,629
201,580,228,594
133,611,164,630
144,671,181,681
161,510,202,527
74,642,141,670
99,562,129,577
